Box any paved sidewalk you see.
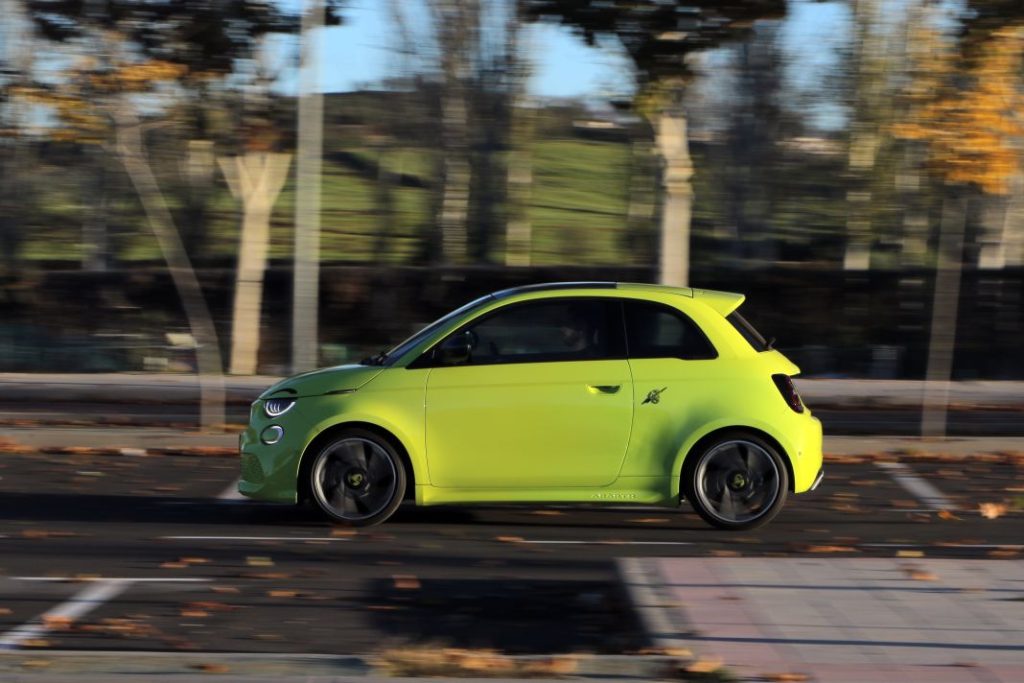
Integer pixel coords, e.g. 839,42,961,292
621,557,1024,683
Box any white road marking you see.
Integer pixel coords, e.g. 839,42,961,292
0,579,129,650
520,540,693,546
861,543,1024,550
12,577,210,583
877,461,956,511
218,477,245,501
160,535,351,542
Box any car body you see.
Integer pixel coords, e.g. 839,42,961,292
239,282,823,529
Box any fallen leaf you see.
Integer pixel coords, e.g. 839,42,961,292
41,615,73,630
392,575,421,590
805,545,857,553
267,590,297,598
523,657,578,676
897,550,924,558
161,562,188,569
530,510,564,516
685,657,724,674
979,502,1008,519
246,556,274,567
19,659,51,669
938,510,961,521
20,639,51,648
0,607,13,616
330,528,357,537
764,674,810,682
240,572,289,580
627,518,670,524
180,557,210,565
495,536,524,543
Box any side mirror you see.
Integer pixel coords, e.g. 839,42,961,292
436,331,474,366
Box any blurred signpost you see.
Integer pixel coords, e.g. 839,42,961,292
293,0,325,373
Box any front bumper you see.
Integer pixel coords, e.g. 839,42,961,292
237,405,304,504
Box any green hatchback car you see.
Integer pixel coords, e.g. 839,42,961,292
240,282,823,530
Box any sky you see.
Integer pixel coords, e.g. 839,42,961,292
288,0,849,104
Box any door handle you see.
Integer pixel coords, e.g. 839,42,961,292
587,384,621,394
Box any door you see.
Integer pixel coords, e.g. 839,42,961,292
424,298,633,488
620,299,722,477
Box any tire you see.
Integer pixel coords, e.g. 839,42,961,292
683,432,789,531
308,428,407,527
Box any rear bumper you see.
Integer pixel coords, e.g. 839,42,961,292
788,414,823,493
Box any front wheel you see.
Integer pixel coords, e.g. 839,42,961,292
684,433,789,531
308,429,406,526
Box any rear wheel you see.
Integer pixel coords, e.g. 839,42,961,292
308,429,406,526
684,433,788,530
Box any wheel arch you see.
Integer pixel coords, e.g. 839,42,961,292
673,424,796,500
297,421,417,503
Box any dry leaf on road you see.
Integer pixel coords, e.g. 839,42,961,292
979,502,1008,519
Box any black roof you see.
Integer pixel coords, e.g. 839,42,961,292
492,282,618,299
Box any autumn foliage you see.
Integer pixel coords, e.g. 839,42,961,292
894,24,1024,195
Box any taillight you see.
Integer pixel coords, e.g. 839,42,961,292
772,374,804,413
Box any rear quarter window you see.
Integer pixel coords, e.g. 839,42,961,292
624,301,717,360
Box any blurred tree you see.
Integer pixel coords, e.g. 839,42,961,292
0,1,36,274
893,20,1024,435
504,5,535,268
526,0,786,286
843,0,889,270
430,0,478,264
18,0,341,423
723,22,788,265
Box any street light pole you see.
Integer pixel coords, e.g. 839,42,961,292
292,0,325,373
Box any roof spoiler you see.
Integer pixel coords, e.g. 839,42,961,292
692,289,745,316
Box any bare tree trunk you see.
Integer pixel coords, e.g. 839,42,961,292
921,191,967,439
439,86,471,264
114,109,225,430
655,109,693,287
432,0,477,265
81,148,109,271
220,152,293,375
293,0,325,373
504,1,532,267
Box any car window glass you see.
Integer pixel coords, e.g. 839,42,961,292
624,301,717,360
456,299,620,365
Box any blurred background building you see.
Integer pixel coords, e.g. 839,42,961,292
1,0,1022,388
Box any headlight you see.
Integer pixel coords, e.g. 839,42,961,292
264,398,295,417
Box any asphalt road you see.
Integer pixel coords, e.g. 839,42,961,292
0,449,1021,657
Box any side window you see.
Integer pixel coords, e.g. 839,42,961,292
624,301,717,360
447,299,621,366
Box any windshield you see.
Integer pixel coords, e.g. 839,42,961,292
374,293,494,366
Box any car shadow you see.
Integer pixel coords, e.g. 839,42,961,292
0,491,713,532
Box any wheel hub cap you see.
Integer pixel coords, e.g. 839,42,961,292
345,468,368,489
728,471,749,491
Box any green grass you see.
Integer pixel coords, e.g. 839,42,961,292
20,137,641,266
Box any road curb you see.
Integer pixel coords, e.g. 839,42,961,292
0,650,688,681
